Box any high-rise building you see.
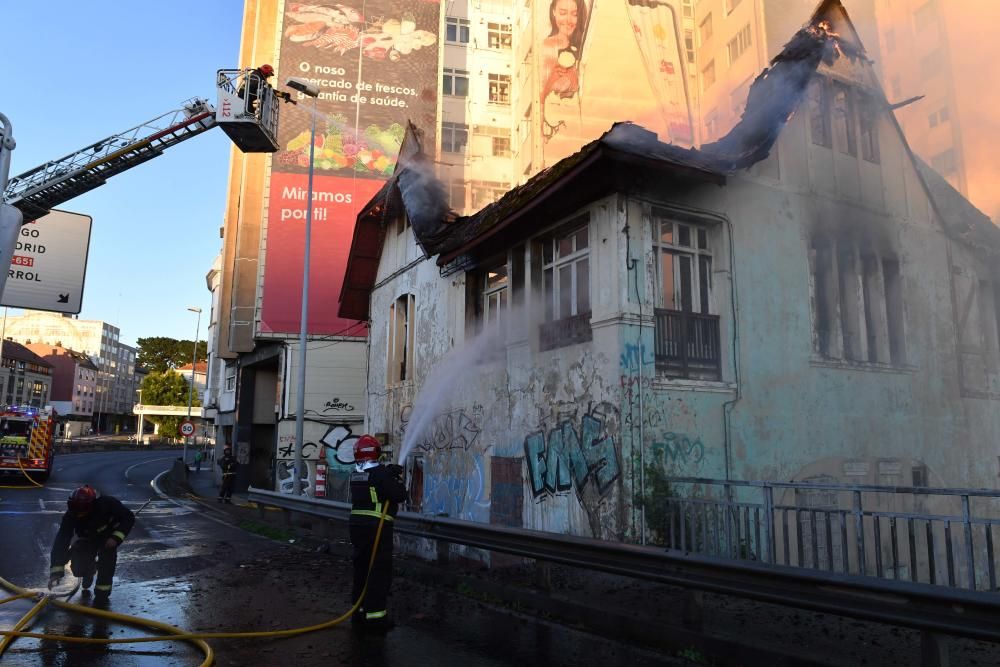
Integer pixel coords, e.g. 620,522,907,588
873,0,1000,223
2,311,139,432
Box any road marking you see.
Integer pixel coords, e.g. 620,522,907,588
150,470,267,540
124,456,174,482
38,498,44,511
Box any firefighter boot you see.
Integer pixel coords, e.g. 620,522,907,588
81,574,94,596
93,587,111,607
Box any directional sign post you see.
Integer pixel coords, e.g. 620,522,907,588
178,420,195,438
1,209,92,314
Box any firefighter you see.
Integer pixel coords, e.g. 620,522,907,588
48,485,135,605
218,445,238,503
349,435,407,632
237,64,275,116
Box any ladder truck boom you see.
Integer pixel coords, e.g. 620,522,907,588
2,68,281,222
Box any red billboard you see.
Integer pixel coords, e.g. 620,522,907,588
261,1,441,334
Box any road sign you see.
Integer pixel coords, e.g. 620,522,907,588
179,420,195,437
1,209,92,314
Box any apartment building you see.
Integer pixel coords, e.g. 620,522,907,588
25,343,97,437
3,311,140,432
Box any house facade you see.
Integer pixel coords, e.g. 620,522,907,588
342,3,1000,545
25,343,97,437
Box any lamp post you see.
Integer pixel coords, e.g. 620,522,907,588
135,388,143,446
286,77,321,496
184,306,202,464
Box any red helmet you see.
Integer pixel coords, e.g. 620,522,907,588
258,64,275,77
354,435,382,462
68,485,97,514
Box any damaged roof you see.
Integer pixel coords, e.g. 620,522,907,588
914,158,1000,257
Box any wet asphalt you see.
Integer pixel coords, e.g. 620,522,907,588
0,450,690,666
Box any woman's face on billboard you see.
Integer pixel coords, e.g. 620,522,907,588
552,0,578,38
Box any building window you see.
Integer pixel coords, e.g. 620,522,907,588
471,180,508,209
859,94,880,163
832,83,857,156
387,294,415,385
538,217,591,350
682,0,693,19
441,122,469,154
810,237,905,365
931,148,956,174
487,22,512,49
443,68,469,97
224,366,236,392
699,14,713,43
808,78,832,148
446,17,470,44
727,24,752,65
469,261,509,340
449,180,467,211
701,60,715,91
928,107,949,128
653,214,721,380
492,136,511,157
488,73,511,105
684,30,695,64
730,78,751,119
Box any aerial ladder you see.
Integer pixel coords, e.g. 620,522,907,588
0,68,285,293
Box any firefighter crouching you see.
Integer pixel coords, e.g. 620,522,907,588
48,485,135,605
349,435,407,632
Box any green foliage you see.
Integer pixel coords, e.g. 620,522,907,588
137,336,207,373
139,371,200,440
634,464,686,548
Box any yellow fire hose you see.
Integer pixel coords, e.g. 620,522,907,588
0,503,392,666
0,457,45,489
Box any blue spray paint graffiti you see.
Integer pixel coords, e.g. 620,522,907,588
651,433,705,467
524,412,620,499
620,340,655,372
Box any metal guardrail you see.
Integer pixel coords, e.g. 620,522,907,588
247,486,1000,644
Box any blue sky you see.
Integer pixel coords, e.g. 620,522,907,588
4,1,245,346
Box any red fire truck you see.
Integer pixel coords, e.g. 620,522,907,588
0,406,56,481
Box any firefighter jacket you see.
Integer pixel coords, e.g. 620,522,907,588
218,454,238,476
50,496,135,574
349,463,407,525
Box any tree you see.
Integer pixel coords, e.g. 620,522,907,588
140,370,201,440
137,337,208,373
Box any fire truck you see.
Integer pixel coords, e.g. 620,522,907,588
0,406,56,481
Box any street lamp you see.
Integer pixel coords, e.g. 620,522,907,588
286,76,320,496
135,388,143,446
184,306,202,464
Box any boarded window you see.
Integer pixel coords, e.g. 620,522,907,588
490,456,523,527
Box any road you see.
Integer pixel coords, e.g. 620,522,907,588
0,451,688,666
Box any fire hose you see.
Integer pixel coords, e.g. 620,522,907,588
0,456,45,489
0,502,391,666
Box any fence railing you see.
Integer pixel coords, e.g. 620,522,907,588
653,308,721,380
656,477,1000,592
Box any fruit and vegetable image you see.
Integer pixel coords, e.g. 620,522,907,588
285,2,436,60
278,115,405,176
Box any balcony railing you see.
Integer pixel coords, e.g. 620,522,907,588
653,308,721,380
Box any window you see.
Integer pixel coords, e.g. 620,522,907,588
810,236,905,365
684,30,695,64
446,17,470,44
538,216,591,350
471,262,509,337
727,24,752,64
699,14,713,43
808,79,831,148
928,107,949,127
441,121,469,154
443,68,469,97
488,73,511,105
449,180,467,211
653,212,720,380
832,83,857,156
912,465,928,487
471,180,508,209
224,365,236,392
931,148,956,174
730,78,751,119
487,22,512,49
859,95,880,163
682,0,693,19
704,109,718,142
492,136,511,157
387,294,415,385
701,60,715,91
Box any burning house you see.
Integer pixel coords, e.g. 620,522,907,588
340,0,1000,546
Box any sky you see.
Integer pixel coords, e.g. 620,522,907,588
3,1,245,346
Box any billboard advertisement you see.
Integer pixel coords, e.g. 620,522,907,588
1,210,92,315
536,0,692,167
261,1,441,334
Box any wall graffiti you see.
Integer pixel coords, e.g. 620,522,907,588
400,404,485,453
276,460,311,495
524,409,621,500
651,433,705,467
320,424,361,467
322,398,356,412
278,440,318,460
620,340,655,372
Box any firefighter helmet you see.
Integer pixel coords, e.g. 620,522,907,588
354,435,382,462
68,485,97,514
258,64,275,77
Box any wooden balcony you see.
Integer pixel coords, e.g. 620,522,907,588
653,308,722,380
